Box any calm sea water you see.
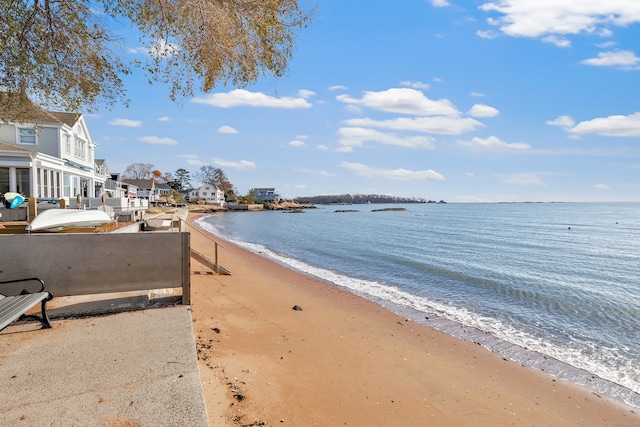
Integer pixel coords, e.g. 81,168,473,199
196,202,640,407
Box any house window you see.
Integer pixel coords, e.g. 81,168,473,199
65,135,71,154
18,128,37,144
0,168,8,193
75,139,85,160
63,174,70,197
16,168,30,196
72,176,79,196
202,192,208,196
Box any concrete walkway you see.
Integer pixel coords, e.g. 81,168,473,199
0,305,209,427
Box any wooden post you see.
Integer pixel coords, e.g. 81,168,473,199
59,198,67,209
214,242,219,274
27,197,37,223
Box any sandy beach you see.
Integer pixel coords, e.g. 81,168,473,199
187,213,640,426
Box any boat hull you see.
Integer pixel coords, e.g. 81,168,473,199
26,209,112,232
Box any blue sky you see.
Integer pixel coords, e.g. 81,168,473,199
85,1,640,202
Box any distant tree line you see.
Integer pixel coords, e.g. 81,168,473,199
295,194,427,205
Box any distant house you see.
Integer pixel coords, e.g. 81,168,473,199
155,182,171,198
109,173,137,198
151,182,173,206
0,93,109,199
252,187,280,202
189,184,225,206
123,179,155,200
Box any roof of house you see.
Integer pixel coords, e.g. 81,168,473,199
48,111,80,127
0,92,80,126
0,140,37,154
123,179,155,189
198,183,221,190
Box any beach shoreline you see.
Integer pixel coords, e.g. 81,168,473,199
187,213,640,426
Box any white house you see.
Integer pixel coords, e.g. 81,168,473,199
0,95,109,200
189,184,225,206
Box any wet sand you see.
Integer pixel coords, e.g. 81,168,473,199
187,213,639,426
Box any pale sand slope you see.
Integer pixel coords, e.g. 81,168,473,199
187,214,640,427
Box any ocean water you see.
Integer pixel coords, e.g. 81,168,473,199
196,202,640,407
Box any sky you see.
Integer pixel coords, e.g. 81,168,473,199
85,0,640,202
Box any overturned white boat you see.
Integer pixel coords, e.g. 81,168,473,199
27,209,112,232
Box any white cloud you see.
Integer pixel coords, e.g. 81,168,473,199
596,41,616,48
568,112,640,137
598,28,614,37
158,116,170,122
547,115,576,128
298,89,316,98
213,158,256,170
329,85,348,91
400,81,430,90
295,168,336,177
317,145,329,150
148,38,179,58
340,162,445,181
594,183,610,190
337,127,436,150
457,135,531,150
542,35,571,47
430,0,449,7
138,136,178,145
582,50,640,70
344,116,484,135
503,173,544,185
109,118,142,128
470,91,485,97
479,1,640,39
289,140,306,147
179,154,204,166
476,29,498,39
129,38,178,58
218,125,239,134
192,89,312,109
337,88,459,116
468,104,500,118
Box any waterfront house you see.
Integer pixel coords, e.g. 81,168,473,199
123,179,155,200
155,182,172,199
252,187,280,202
189,184,225,206
0,95,108,201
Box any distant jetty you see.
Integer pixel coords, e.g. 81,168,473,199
371,207,407,212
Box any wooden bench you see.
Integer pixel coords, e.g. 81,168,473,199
0,278,53,331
